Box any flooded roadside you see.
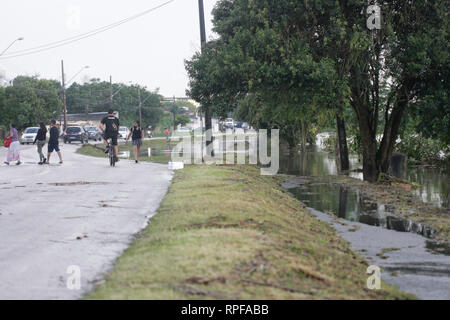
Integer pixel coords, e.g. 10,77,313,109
286,183,437,239
278,146,449,209
278,146,450,299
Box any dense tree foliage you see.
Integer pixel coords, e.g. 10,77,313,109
66,79,163,127
0,76,62,129
186,0,449,182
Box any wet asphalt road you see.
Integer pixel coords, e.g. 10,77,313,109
309,208,450,300
0,143,172,299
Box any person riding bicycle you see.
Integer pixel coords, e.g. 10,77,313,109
100,109,120,162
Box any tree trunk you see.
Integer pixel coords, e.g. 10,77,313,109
300,121,307,152
354,102,379,183
377,90,408,173
336,115,350,171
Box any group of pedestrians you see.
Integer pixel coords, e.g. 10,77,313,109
3,119,63,166
3,109,149,166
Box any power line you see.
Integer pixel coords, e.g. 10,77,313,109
0,0,175,60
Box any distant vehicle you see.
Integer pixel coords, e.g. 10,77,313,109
234,121,243,128
224,118,234,129
84,126,102,141
147,126,153,138
21,127,39,144
176,127,191,134
64,126,88,144
118,126,130,140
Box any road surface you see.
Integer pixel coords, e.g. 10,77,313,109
0,142,172,299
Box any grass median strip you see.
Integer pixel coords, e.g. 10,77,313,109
86,165,414,300
76,139,179,164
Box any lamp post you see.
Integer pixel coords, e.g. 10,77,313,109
0,37,24,56
66,65,89,85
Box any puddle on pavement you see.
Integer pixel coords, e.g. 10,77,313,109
49,181,112,186
425,241,450,255
288,183,437,239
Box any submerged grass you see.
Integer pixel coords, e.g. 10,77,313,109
301,175,450,244
86,165,414,300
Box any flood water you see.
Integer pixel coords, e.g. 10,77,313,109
288,183,435,238
144,140,449,208
279,146,449,209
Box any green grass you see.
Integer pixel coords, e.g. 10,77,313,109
76,139,179,164
85,165,414,300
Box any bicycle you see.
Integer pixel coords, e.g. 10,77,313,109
107,138,116,167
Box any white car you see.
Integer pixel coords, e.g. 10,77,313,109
225,118,234,129
118,126,130,139
21,127,39,144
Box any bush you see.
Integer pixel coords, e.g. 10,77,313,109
396,133,448,165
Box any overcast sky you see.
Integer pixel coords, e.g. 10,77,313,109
0,0,219,97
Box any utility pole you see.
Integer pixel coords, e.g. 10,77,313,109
61,60,67,131
198,0,213,157
138,87,142,126
109,75,113,110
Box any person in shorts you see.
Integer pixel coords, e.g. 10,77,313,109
34,122,47,165
126,120,144,163
100,109,120,162
46,120,63,164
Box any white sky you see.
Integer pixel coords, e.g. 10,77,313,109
0,0,219,97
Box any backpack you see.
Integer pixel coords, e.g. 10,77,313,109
3,136,11,148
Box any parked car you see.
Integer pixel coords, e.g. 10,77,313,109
147,126,153,138
176,127,191,134
21,127,39,144
234,121,243,128
84,126,102,141
118,126,130,140
224,118,234,129
63,126,88,144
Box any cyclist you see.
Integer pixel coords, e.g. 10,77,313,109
100,109,120,162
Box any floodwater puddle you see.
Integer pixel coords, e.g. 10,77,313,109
285,182,438,239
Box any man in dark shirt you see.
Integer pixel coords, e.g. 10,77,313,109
100,109,120,161
46,119,63,164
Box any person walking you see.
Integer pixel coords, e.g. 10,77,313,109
126,120,144,163
4,123,21,165
33,122,47,165
46,120,63,165
164,128,169,141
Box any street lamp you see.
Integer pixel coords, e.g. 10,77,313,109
66,65,90,86
61,61,90,130
0,37,24,56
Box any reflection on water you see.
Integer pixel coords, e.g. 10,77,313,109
279,146,449,208
278,146,362,179
289,183,435,238
406,167,449,209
